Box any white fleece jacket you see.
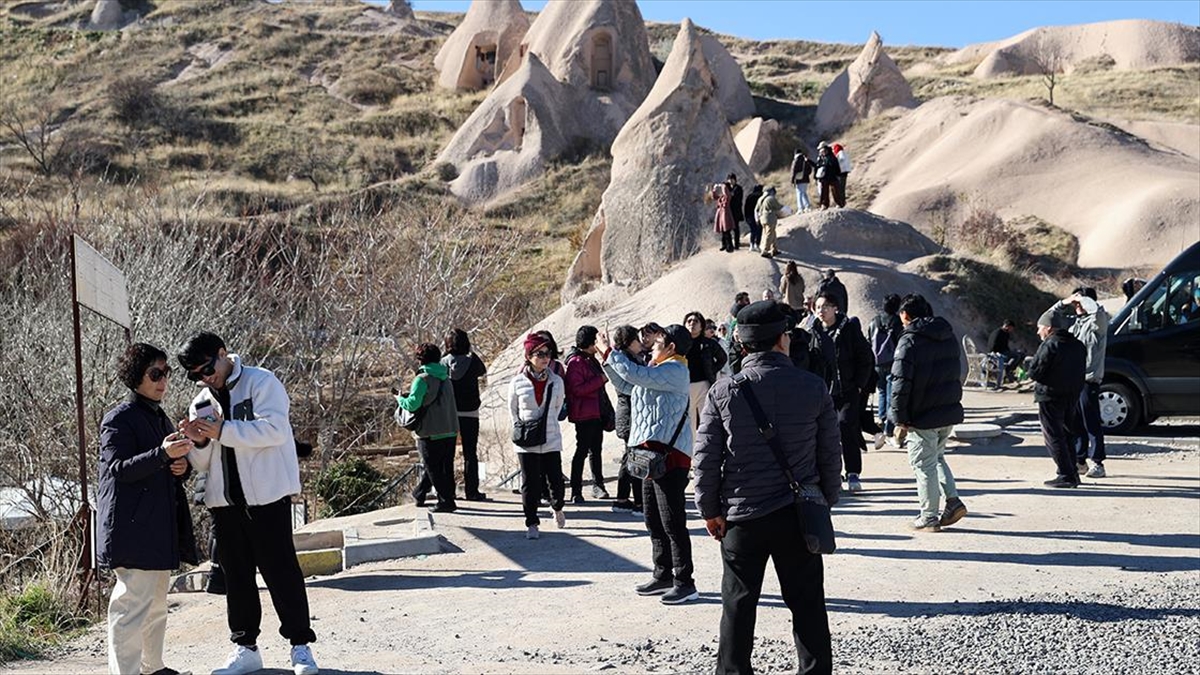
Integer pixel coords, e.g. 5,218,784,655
186,354,301,508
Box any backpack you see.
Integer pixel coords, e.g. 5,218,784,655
871,317,896,365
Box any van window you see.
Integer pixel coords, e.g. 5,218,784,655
1125,271,1200,332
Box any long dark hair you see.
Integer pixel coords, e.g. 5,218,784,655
444,328,470,356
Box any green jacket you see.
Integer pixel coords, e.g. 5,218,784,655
398,363,459,440
755,193,782,226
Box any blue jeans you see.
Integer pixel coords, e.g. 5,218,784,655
1074,382,1106,464
795,184,811,211
875,365,893,435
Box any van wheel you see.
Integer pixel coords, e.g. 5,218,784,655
1098,383,1140,434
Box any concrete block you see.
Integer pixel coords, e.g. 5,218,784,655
293,530,344,552
297,548,343,577
343,533,441,568
952,422,1003,441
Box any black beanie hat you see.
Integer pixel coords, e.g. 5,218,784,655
576,325,599,349
736,301,789,343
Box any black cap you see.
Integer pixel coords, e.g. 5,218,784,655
662,324,693,355
736,301,789,343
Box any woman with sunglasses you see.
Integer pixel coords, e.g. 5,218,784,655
508,332,568,539
97,343,197,675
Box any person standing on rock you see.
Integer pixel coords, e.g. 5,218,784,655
805,292,873,493
609,325,646,514
442,328,489,501
565,325,612,503
754,186,785,259
887,294,968,531
833,143,853,204
684,311,728,430
509,332,568,539
726,173,745,250
1029,307,1087,488
598,325,700,605
780,261,806,310
790,148,813,213
693,300,841,675
99,343,196,675
815,269,849,318
712,182,736,253
400,343,461,514
815,142,844,209
176,331,319,675
744,185,764,253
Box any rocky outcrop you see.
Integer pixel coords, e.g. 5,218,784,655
734,117,779,174
815,31,915,134
433,0,529,91
699,35,756,123
563,18,752,297
385,0,413,19
89,0,139,30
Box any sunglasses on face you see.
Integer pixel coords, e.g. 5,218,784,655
530,350,552,359
147,366,171,383
186,356,218,382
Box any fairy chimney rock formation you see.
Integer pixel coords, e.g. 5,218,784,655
734,117,780,174
564,18,753,297
386,1,414,20
434,0,529,91
89,0,136,30
699,34,756,123
816,31,915,134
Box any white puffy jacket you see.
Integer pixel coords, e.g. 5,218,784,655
507,370,566,455
187,354,301,508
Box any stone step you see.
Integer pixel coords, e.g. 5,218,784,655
297,547,344,576
342,532,441,568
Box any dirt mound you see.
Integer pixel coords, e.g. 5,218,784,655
797,208,940,261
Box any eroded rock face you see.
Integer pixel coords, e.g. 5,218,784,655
433,0,529,91
385,0,414,19
564,18,752,296
734,117,779,174
815,31,915,134
89,0,133,30
699,35,756,124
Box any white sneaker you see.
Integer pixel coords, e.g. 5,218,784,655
212,645,263,675
290,644,319,675
1085,462,1106,478
526,525,540,540
554,509,566,529
873,432,886,450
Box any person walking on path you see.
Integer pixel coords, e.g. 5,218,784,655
598,325,699,605
726,173,745,249
779,261,806,310
868,294,903,443
888,294,968,532
609,325,646,514
99,343,197,675
744,185,764,253
694,300,841,675
684,311,728,430
790,149,813,213
565,326,611,502
815,142,845,209
754,186,785,259
399,343,461,514
711,182,736,253
509,332,568,539
815,269,849,318
1029,307,1087,488
1051,288,1109,478
441,328,489,501
177,332,319,675
805,292,873,493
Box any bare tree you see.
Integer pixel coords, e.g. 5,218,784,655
1030,36,1065,106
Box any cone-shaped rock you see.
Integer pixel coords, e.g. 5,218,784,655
699,34,756,123
386,1,414,19
434,0,529,91
564,18,753,296
816,31,915,135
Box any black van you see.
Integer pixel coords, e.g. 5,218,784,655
1100,240,1200,432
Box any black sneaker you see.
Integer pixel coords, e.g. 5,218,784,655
465,492,489,502
635,577,674,596
660,584,700,605
571,494,586,505
428,503,458,513
611,500,636,513
1043,476,1080,488
939,499,968,527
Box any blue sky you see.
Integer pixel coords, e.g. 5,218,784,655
398,0,1200,47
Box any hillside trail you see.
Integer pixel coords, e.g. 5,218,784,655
6,391,1198,674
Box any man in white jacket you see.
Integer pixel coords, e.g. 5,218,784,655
178,332,318,675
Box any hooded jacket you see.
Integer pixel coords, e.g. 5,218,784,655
398,362,459,440
1029,330,1087,402
187,354,301,508
805,314,872,400
790,153,813,184
98,394,198,570
442,352,487,414
1054,298,1109,383
693,351,842,522
603,351,692,454
815,275,849,317
888,316,965,430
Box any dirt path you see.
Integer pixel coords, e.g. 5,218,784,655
7,390,1198,675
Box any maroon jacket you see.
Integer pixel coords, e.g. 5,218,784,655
564,349,607,422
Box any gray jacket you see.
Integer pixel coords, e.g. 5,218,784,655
693,351,842,523
1054,298,1109,382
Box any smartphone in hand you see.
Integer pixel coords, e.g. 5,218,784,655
194,401,217,422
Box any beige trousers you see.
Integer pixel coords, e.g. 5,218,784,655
107,568,170,675
689,381,711,431
762,220,778,255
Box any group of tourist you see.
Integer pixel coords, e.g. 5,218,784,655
790,141,853,211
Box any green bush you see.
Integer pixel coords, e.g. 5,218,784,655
0,583,85,661
313,457,386,518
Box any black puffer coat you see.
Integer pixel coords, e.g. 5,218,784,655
97,394,198,571
888,317,965,429
1029,330,1086,402
805,314,872,400
694,351,843,522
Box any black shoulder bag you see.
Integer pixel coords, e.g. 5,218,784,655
513,382,553,448
625,409,689,481
734,375,837,554
397,376,443,432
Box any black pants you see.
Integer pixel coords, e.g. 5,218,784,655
571,418,606,496
615,448,644,506
833,393,862,476
519,452,564,527
643,467,693,586
211,498,316,647
819,180,844,208
416,436,457,510
732,220,741,248
747,217,761,247
721,230,735,252
1074,382,1106,464
717,507,831,675
459,416,483,497
1039,398,1081,481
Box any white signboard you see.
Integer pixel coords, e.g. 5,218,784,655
73,235,131,329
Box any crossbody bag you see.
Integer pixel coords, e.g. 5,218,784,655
626,408,689,481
